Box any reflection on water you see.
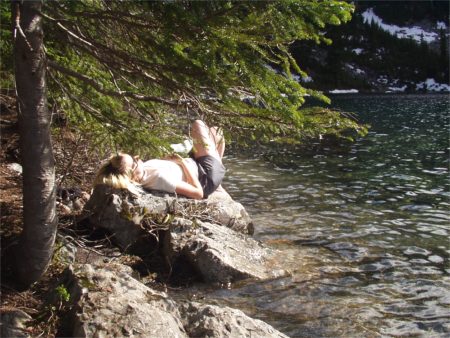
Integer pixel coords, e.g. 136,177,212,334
186,95,450,337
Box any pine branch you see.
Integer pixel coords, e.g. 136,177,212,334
44,8,204,100
69,10,160,30
47,60,179,106
41,11,94,48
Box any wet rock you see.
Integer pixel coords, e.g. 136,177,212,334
180,302,289,338
61,264,188,338
0,310,31,338
170,221,286,283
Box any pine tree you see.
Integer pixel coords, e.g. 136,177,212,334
11,0,57,288
38,0,363,155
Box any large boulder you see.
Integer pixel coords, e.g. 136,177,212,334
164,219,286,283
82,185,287,284
205,189,254,234
61,264,188,338
180,302,289,338
60,263,289,338
82,185,253,250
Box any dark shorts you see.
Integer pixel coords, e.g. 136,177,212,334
194,155,225,198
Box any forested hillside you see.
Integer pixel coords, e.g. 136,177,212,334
290,0,449,93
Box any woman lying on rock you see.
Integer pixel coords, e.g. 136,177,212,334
94,120,225,200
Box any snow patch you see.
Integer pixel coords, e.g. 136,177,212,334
437,21,447,30
386,85,407,93
293,74,313,83
362,8,439,43
345,63,366,75
416,78,450,92
329,89,359,94
352,48,363,55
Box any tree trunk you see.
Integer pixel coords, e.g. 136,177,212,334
13,0,57,288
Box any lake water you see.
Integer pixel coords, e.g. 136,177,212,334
187,95,449,337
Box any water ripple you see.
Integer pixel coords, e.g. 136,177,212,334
212,95,450,337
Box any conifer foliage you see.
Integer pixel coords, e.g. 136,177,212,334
31,0,363,155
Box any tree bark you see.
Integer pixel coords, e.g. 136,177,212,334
13,0,57,288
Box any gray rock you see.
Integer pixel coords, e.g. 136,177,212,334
0,310,31,338
61,263,288,338
62,264,188,338
179,221,286,283
54,234,77,266
180,302,289,338
81,185,147,250
207,190,254,235
82,185,285,284
7,163,22,174
82,185,253,250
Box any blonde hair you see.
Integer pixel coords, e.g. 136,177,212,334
94,154,133,189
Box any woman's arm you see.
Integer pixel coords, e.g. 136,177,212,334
169,154,203,199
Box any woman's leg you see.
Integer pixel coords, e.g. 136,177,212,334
208,126,225,159
191,120,226,198
191,120,224,160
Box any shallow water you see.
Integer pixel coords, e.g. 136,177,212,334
184,95,450,337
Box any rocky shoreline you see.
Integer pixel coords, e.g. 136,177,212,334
3,185,289,337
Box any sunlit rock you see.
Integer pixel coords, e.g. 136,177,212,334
60,264,289,338
61,264,187,338
82,185,253,250
80,185,284,283
180,302,289,338
179,221,286,283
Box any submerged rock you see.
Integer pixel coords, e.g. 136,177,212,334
180,302,289,338
60,263,289,338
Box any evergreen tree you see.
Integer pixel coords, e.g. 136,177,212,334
438,29,449,80
13,0,362,157
11,0,57,288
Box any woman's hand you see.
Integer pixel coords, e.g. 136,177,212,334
131,156,145,182
165,153,184,166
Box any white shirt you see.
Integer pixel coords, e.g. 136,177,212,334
140,158,198,193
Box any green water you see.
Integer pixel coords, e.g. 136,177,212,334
188,95,450,337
